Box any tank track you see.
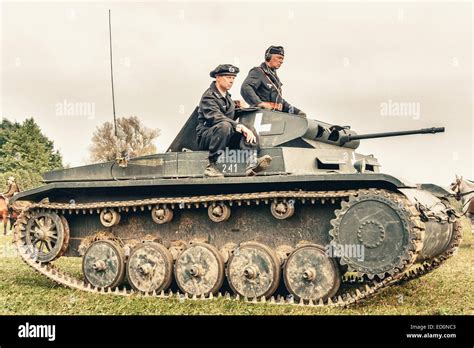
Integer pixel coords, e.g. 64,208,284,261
340,219,462,286
395,218,462,284
13,189,460,308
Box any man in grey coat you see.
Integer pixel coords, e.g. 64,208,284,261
241,46,306,117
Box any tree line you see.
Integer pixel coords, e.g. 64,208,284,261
1,117,159,191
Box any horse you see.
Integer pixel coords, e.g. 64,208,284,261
450,175,474,221
0,195,17,235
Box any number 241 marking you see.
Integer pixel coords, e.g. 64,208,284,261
222,163,237,173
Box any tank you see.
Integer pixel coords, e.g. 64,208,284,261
11,109,461,307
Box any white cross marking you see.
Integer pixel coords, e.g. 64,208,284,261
254,113,271,134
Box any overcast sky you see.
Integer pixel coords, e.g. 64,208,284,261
1,1,472,186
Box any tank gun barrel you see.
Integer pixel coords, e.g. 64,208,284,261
339,127,445,145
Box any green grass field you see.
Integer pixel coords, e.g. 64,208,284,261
0,218,473,315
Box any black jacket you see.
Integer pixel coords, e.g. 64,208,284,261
197,82,238,135
241,63,300,114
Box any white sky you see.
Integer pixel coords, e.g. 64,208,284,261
1,1,472,186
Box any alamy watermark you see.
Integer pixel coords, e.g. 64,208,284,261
55,99,95,119
326,243,365,262
0,242,19,259
380,99,420,120
18,322,56,342
216,148,257,165
216,148,258,174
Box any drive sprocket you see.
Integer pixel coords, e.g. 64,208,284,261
329,189,424,279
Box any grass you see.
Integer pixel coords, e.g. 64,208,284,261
0,218,473,315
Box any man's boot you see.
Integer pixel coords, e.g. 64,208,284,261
204,162,224,178
246,154,272,176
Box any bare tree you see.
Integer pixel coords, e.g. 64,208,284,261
89,116,160,163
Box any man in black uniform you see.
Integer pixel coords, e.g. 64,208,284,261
197,64,272,177
241,46,306,116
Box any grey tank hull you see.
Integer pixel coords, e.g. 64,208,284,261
13,171,455,266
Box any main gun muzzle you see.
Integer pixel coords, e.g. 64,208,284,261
339,127,445,145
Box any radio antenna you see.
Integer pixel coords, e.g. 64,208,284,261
108,9,117,137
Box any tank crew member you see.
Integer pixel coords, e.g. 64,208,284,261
197,64,272,177
1,176,20,235
241,45,306,117
1,176,20,202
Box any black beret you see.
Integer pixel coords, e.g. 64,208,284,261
210,64,239,78
265,45,285,57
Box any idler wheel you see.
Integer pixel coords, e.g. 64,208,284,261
23,212,70,263
174,243,224,297
82,240,125,289
99,209,121,227
151,206,173,224
207,203,231,223
283,244,341,301
126,242,174,293
226,242,280,299
270,200,295,220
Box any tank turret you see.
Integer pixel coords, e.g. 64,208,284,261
168,108,444,152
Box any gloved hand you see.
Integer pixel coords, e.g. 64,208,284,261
234,100,248,109
298,111,307,117
258,102,282,111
